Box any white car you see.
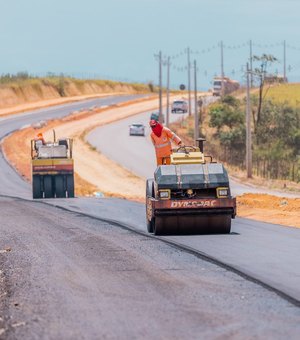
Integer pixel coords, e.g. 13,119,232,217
129,123,145,136
171,100,188,113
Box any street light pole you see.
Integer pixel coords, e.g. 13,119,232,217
158,50,163,123
246,62,252,178
220,40,225,97
187,47,192,116
283,40,287,82
249,39,253,87
194,60,199,141
166,56,170,127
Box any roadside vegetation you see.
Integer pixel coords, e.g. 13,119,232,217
208,95,300,182
171,90,300,184
0,72,156,96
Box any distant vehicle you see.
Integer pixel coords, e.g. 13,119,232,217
150,112,165,123
129,123,145,136
264,74,287,84
171,100,188,113
212,77,239,96
31,131,74,199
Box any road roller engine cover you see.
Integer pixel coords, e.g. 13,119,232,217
146,139,236,235
31,131,74,199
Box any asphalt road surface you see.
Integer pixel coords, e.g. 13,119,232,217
0,95,300,339
1,197,300,339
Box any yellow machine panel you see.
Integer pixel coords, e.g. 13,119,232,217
171,150,205,165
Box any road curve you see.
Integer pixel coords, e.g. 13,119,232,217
0,95,145,199
0,96,300,338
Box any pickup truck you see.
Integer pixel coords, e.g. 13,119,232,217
171,100,188,113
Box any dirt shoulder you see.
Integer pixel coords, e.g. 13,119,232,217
1,96,300,229
237,194,300,228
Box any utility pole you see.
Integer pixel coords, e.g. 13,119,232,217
220,40,225,97
166,56,170,127
249,39,253,87
193,60,199,141
158,51,163,123
283,40,287,82
246,62,252,178
187,47,192,116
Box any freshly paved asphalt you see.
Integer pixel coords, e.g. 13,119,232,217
0,95,299,338
1,196,299,339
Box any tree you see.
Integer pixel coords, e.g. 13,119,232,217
252,100,300,179
58,73,65,97
148,82,155,92
209,96,245,165
209,96,243,130
252,54,277,131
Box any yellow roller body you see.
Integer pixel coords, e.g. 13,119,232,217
170,148,205,165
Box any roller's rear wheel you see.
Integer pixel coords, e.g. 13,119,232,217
66,174,75,198
55,175,65,198
32,175,42,199
146,179,155,233
44,176,53,198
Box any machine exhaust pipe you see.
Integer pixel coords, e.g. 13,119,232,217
196,138,206,153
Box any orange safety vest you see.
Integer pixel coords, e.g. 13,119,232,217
35,135,45,145
151,127,181,158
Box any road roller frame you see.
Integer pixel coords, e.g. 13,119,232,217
31,132,75,199
146,139,236,235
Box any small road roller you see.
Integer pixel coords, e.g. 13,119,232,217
31,132,74,199
146,139,236,235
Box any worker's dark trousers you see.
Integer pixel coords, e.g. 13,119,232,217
156,156,171,166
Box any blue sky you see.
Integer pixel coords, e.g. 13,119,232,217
1,0,300,89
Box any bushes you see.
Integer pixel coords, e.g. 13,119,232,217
252,100,300,181
208,96,246,166
208,95,300,182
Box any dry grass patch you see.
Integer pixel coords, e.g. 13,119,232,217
265,83,300,107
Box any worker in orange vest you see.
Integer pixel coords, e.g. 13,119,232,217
35,132,46,145
150,119,183,165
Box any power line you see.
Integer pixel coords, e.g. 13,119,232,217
158,40,300,89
